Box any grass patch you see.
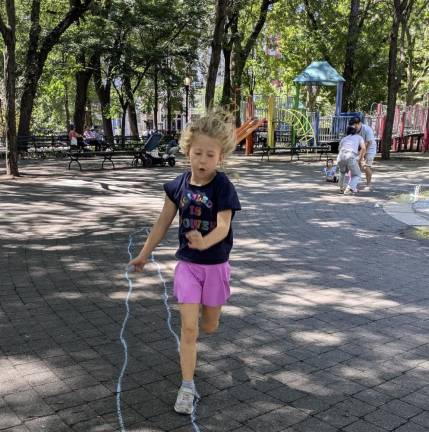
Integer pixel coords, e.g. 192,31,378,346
405,226,429,240
390,190,429,203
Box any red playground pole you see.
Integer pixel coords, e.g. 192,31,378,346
245,96,255,155
423,108,429,153
396,111,406,152
379,114,387,154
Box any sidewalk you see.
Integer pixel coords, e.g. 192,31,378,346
1,154,429,432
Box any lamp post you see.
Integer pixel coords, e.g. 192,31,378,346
184,77,191,125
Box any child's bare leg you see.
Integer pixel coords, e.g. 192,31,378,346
179,304,200,380
201,305,222,334
364,165,372,186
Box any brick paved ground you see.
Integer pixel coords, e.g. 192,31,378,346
1,154,429,432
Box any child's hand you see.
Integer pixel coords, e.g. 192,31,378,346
128,256,147,272
186,230,206,250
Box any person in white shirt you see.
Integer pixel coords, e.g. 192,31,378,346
337,126,366,194
349,117,376,190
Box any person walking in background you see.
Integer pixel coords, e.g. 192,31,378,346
337,125,366,195
349,116,377,191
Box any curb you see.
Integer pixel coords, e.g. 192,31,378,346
383,199,429,226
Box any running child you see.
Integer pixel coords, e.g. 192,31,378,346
128,109,241,414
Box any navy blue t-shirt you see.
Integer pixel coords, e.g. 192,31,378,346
163,171,241,264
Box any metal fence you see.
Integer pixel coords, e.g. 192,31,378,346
241,96,429,151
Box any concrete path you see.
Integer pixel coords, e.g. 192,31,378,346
1,154,429,432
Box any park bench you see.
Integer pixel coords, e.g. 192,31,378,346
290,143,331,161
259,144,330,162
67,149,138,171
66,135,158,170
393,131,424,152
67,144,143,171
17,135,70,159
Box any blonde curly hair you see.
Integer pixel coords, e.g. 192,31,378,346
179,108,236,158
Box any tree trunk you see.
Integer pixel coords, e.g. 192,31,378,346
230,0,272,125
85,103,93,127
64,80,71,132
17,73,40,138
205,0,228,109
17,0,92,137
1,0,19,176
231,54,245,126
306,86,320,112
404,25,416,106
121,106,127,144
382,19,400,160
124,76,139,137
153,67,159,130
221,7,238,109
127,104,139,137
221,45,232,107
93,54,113,143
381,0,414,160
73,55,93,133
167,86,172,132
405,60,415,106
342,0,361,112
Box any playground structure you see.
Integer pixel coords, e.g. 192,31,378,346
367,103,429,152
236,61,429,155
238,95,429,155
237,95,318,155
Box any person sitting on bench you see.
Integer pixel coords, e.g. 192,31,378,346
69,125,85,150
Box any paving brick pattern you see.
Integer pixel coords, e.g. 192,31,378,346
1,155,429,431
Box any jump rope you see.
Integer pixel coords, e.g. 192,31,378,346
116,228,201,432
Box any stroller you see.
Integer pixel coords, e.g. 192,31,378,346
141,133,178,167
323,158,338,183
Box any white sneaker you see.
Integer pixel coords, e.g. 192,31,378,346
344,187,358,195
174,386,194,415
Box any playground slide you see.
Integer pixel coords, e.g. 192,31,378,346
236,118,265,143
235,119,253,141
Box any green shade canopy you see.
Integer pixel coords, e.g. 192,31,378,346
293,61,345,86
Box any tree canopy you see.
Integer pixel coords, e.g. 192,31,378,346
1,0,429,174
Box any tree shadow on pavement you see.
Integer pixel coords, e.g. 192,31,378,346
1,156,429,431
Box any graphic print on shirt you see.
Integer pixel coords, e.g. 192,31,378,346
179,191,216,233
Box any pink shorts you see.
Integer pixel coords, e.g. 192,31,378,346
173,261,231,306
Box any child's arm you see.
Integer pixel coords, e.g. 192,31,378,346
358,141,366,162
129,196,178,271
186,210,232,251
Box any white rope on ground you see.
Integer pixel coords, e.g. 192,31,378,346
150,253,201,432
116,233,135,432
116,228,201,432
